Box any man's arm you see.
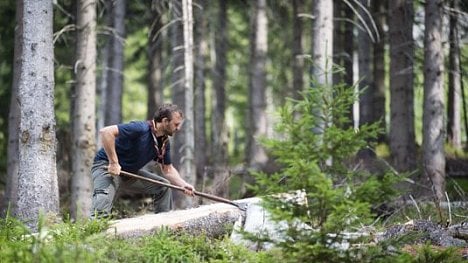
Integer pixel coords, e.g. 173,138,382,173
160,164,194,196
100,125,121,175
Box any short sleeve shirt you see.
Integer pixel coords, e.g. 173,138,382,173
94,121,171,173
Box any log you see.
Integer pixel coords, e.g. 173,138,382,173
106,197,258,239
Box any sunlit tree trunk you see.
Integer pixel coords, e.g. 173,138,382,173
104,0,125,125
312,0,333,87
388,0,416,172
447,0,461,149
3,0,22,216
70,0,96,220
246,0,268,170
16,0,59,231
423,0,445,201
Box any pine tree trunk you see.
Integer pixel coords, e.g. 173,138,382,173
312,0,333,86
358,0,373,126
16,0,59,231
194,0,207,186
147,2,165,118
211,0,229,198
447,0,461,149
388,0,416,172
292,0,304,100
423,0,445,201
246,0,268,170
3,0,22,216
105,0,125,125
71,0,96,220
372,0,386,142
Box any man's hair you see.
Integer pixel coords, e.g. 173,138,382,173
153,104,184,123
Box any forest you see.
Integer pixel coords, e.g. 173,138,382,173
0,0,467,262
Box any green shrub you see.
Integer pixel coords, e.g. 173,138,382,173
250,84,404,262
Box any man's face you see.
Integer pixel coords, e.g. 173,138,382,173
164,112,184,136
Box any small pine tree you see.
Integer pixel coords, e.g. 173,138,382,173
250,82,403,262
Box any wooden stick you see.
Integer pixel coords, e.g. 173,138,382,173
118,169,246,211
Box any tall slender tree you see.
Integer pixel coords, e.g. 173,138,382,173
423,0,445,201
70,0,96,220
358,0,373,127
246,0,268,170
104,0,126,125
388,0,416,172
447,0,462,149
3,0,22,216
312,0,333,87
372,0,386,141
211,0,229,197
292,0,304,100
15,0,59,230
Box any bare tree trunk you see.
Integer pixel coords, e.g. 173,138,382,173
388,0,416,172
343,3,354,125
71,0,96,220
358,0,373,127
292,0,304,100
147,2,165,118
312,0,333,87
246,0,268,170
372,0,386,142
423,0,445,201
211,0,229,198
104,0,125,125
16,0,59,231
447,0,461,149
193,0,207,190
2,0,23,216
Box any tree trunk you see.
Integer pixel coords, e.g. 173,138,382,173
16,0,59,231
423,0,445,201
312,0,333,87
292,0,304,100
246,0,268,170
343,3,354,126
447,0,461,149
372,0,386,142
147,2,165,119
71,0,96,220
2,0,22,216
211,0,229,198
358,0,373,127
104,0,125,125
388,0,416,172
193,0,207,187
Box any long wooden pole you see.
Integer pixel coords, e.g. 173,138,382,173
118,170,246,211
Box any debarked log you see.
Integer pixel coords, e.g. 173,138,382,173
106,197,259,239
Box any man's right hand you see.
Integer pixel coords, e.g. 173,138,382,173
108,162,121,176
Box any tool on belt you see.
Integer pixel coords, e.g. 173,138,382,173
117,169,247,211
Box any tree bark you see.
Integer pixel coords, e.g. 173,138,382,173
292,0,304,100
246,0,268,170
388,0,416,172
71,0,97,220
358,0,373,127
423,0,445,201
16,0,59,231
3,0,23,216
194,0,208,187
104,0,125,125
211,0,229,198
147,2,165,119
447,0,461,149
372,0,386,142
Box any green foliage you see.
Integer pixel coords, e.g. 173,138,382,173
0,214,274,263
250,83,404,262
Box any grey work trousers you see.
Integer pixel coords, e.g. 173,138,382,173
90,160,173,218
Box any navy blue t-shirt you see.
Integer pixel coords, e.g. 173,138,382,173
94,121,171,173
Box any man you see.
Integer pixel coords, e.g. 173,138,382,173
90,103,194,217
